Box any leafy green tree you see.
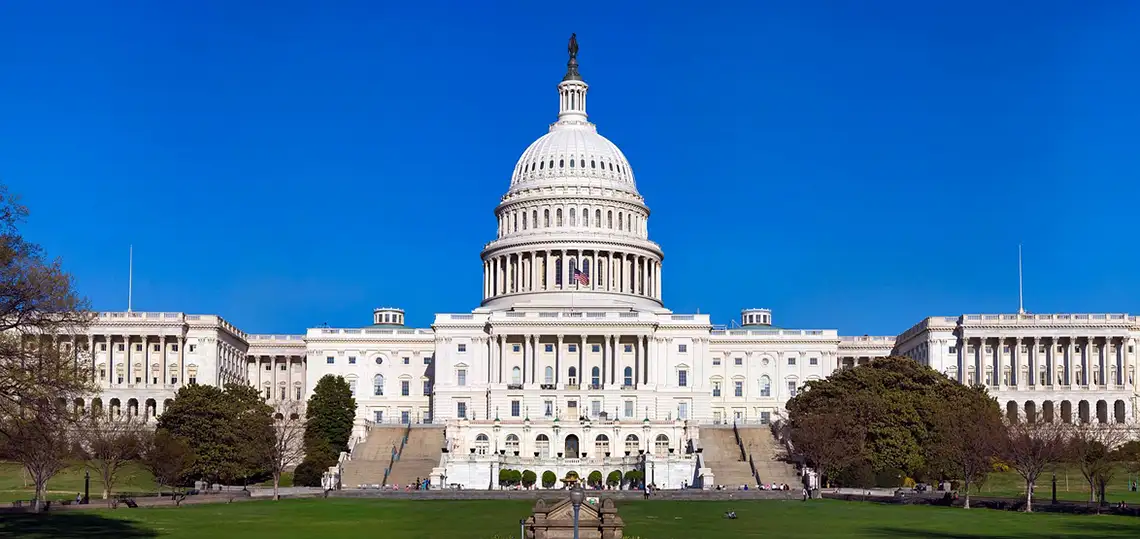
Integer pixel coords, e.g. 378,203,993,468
541,470,557,488
521,470,537,489
927,384,1003,508
499,468,513,487
786,356,988,481
587,470,603,487
156,384,274,484
304,375,357,456
141,428,194,505
606,470,622,488
623,470,643,487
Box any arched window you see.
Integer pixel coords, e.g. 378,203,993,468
532,210,538,228
556,208,563,226
569,259,577,277
539,160,544,170
583,259,590,279
545,366,554,384
373,374,385,396
654,434,670,455
618,213,623,230
522,213,527,230
607,211,613,228
624,434,639,454
595,434,610,455
475,434,490,455
559,159,564,168
544,209,550,227
536,434,551,457
759,375,770,397
595,209,601,227
555,258,563,286
569,159,575,168
568,366,578,385
591,366,600,387
512,367,521,385
549,160,554,169
512,212,518,232
591,160,596,169
623,367,633,387
505,434,520,453
583,208,589,227
569,208,576,226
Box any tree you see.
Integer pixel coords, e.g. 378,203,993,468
542,470,557,489
79,413,146,499
928,385,1003,509
141,429,193,505
786,357,973,479
4,411,73,512
156,384,274,485
788,410,867,488
498,468,513,487
997,413,1069,512
587,470,603,488
623,469,643,488
521,469,537,489
264,400,306,500
606,470,622,488
1070,423,1128,506
1112,440,1140,492
304,375,356,456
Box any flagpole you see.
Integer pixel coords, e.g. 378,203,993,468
127,244,133,313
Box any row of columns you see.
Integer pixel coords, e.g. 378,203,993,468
250,355,307,402
77,334,190,388
958,336,1135,390
483,249,661,300
485,334,652,389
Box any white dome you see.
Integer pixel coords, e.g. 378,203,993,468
508,124,638,195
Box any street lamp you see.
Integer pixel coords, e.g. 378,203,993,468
83,470,90,504
569,486,586,539
1051,471,1057,505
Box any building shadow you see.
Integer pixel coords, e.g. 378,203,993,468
0,512,158,539
868,520,1140,539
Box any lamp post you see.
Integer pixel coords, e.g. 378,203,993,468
519,518,525,539
83,470,90,504
569,485,585,539
1051,471,1057,505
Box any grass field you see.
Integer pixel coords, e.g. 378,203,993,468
0,461,159,503
2,498,1140,539
974,465,1140,504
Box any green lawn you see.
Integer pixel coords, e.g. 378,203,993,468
0,461,159,503
2,498,1139,539
974,466,1140,504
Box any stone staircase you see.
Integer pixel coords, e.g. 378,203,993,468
341,426,407,488
386,426,444,488
699,426,756,488
737,427,801,486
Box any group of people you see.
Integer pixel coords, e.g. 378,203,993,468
713,482,794,491
390,478,431,491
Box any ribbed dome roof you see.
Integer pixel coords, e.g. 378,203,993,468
508,125,637,195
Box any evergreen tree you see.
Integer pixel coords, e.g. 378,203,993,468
294,375,356,487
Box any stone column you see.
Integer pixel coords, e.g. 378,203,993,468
612,335,618,386
579,334,586,388
556,335,563,385
498,334,506,385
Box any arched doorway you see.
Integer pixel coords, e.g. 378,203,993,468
564,434,580,458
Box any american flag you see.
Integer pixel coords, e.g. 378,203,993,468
572,269,590,286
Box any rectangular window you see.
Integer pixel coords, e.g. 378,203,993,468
1003,346,1011,354
457,344,467,353
170,377,178,384
403,357,410,365
401,381,410,396
677,370,688,387
189,376,197,385
787,381,797,397
1020,345,1028,354
624,344,633,353
188,344,197,353
280,364,287,371
457,369,467,386
117,344,125,352
678,344,687,353
401,411,410,424
624,400,634,418
153,344,160,352
568,344,577,352
734,357,743,366
712,382,721,397
545,344,554,352
544,400,554,417
592,345,600,352
948,346,957,354
512,345,521,353
985,346,992,354
326,357,334,364
172,344,179,352
265,364,271,371
296,387,302,400
712,358,721,366
511,400,520,417
1039,346,1046,354
100,343,107,351
349,379,357,396
457,402,467,419
374,411,384,423
135,344,142,352
734,381,743,397
678,402,688,420
591,400,601,417
809,357,818,366
423,381,431,395
760,411,771,425
787,357,796,366
425,356,432,365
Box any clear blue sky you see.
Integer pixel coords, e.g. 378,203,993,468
2,1,1138,335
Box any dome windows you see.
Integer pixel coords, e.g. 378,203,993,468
559,159,564,168
539,161,544,170
590,160,596,169
569,159,575,168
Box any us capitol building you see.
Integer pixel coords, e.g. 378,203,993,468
72,39,1138,489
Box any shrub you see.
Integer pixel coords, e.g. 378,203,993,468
542,470,557,488
521,470,537,488
606,470,622,488
292,460,325,487
499,468,513,486
623,470,643,487
587,471,603,487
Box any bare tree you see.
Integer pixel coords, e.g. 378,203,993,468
997,413,1069,512
4,409,74,511
1070,423,1128,505
265,400,306,500
78,413,147,499
930,387,1003,509
141,428,194,506
789,410,867,489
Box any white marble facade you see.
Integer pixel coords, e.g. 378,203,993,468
61,44,1139,489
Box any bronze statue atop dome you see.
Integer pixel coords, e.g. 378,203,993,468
563,33,582,81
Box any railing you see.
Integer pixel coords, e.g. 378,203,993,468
710,329,838,337
381,444,399,486
507,384,524,390
748,454,760,485
732,422,746,462
248,334,305,341
540,384,556,390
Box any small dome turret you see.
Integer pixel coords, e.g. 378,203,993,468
372,307,405,326
741,308,772,327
